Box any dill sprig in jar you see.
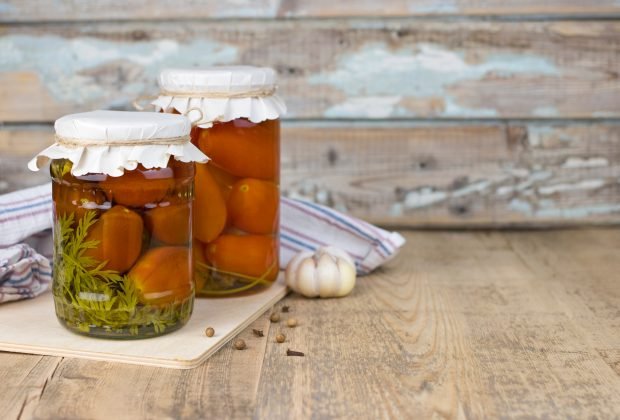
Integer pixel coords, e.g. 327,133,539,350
28,110,208,338
152,66,286,296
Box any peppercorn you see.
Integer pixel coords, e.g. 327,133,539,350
233,339,246,350
275,333,286,343
281,305,290,313
286,318,298,328
205,327,215,337
270,312,280,323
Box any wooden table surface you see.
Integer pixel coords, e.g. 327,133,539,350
1,229,619,419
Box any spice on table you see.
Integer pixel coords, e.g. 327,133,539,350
205,327,215,337
287,349,305,357
270,312,280,323
252,329,264,337
234,339,246,350
281,305,290,313
275,333,286,343
286,318,298,328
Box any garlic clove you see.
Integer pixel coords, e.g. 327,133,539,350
296,258,320,297
316,252,340,298
336,258,356,296
285,250,313,293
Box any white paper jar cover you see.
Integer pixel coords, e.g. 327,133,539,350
28,110,208,177
152,66,287,128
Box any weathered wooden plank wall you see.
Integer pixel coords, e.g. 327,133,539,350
1,1,619,227
3,0,620,21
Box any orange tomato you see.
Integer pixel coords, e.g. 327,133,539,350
195,119,279,180
227,178,279,234
194,163,227,243
84,206,143,273
205,234,278,281
100,165,174,207
144,203,190,245
128,247,192,304
52,183,108,222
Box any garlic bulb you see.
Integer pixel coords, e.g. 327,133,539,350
285,246,357,298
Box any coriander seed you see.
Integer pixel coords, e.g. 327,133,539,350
233,339,246,350
205,327,215,337
275,333,286,343
270,312,280,323
286,318,298,328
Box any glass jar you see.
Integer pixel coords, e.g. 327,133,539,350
154,67,286,296
29,111,208,338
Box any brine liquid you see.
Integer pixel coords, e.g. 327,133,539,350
51,159,195,338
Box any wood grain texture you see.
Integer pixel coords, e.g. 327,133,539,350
5,122,620,226
254,230,620,418
0,354,62,419
3,0,620,21
1,20,620,122
4,229,618,418
12,312,273,419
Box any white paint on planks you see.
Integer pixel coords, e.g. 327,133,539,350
408,0,459,14
562,157,610,169
309,43,559,118
510,199,620,219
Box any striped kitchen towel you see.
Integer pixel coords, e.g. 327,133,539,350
280,197,405,275
0,183,53,247
0,243,52,303
0,183,405,303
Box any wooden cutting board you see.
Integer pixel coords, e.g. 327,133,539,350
0,276,287,369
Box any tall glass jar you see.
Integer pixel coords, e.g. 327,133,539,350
153,67,286,296
28,111,208,338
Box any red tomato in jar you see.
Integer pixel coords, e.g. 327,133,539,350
193,163,228,243
100,165,175,208
196,119,279,181
129,247,192,304
144,203,190,246
205,234,278,281
227,178,279,234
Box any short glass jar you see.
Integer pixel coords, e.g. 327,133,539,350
153,66,286,296
29,111,208,338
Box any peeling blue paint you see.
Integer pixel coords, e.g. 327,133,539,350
0,35,237,104
310,42,559,118
408,1,459,14
0,2,14,13
536,204,620,219
527,126,575,147
510,198,620,219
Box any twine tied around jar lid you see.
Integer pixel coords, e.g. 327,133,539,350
158,86,277,99
54,133,191,148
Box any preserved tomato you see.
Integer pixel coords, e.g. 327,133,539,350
205,235,278,281
129,247,192,304
196,119,279,180
84,205,143,273
227,178,279,234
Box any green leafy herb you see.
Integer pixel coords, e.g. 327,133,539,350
53,211,192,337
